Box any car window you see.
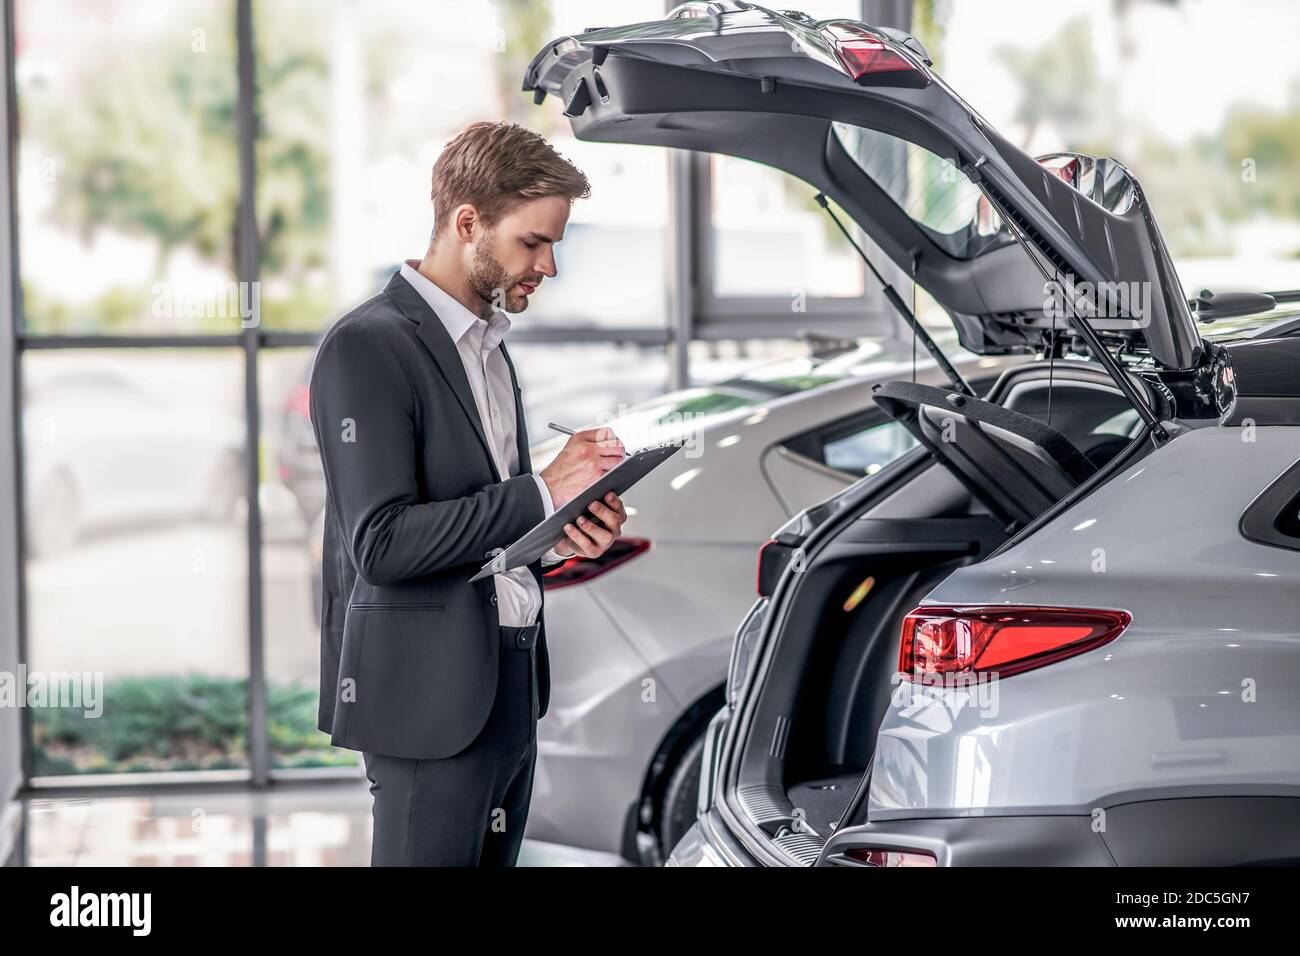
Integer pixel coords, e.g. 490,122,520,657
832,122,1011,260
823,420,919,477
1092,408,1141,437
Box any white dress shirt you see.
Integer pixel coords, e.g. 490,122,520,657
400,260,559,627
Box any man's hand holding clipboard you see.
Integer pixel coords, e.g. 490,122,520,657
472,425,685,582
539,423,629,559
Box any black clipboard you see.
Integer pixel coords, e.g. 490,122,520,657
470,441,684,582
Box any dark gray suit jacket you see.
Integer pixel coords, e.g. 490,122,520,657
310,272,551,760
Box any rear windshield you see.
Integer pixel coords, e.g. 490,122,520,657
832,121,1011,260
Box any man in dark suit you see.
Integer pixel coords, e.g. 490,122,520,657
310,121,628,866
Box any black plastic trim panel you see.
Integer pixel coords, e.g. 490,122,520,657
1240,457,1300,552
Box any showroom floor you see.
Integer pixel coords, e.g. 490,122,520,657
17,781,629,867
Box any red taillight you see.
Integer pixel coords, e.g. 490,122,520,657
898,606,1130,680
822,25,917,81
542,537,649,590
844,847,937,867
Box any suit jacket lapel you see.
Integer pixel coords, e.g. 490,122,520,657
499,341,532,475
383,272,496,473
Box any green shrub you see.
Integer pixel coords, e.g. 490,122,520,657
31,675,352,774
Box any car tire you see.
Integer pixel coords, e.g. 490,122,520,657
658,730,707,858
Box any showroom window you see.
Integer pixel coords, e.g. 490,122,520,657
689,0,892,343
704,155,870,300
15,0,242,336
23,348,250,776
14,0,256,780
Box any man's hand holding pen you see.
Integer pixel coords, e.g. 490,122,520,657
538,424,629,559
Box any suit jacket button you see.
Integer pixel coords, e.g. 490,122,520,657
489,594,498,607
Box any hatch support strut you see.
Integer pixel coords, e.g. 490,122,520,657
815,192,975,398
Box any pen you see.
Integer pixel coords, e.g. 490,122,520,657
549,420,629,459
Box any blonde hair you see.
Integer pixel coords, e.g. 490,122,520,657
431,121,590,236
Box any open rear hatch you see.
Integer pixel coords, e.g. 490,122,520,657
524,1,1203,374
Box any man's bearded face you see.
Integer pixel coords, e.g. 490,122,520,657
467,226,541,314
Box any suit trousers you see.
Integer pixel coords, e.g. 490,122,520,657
362,625,540,866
